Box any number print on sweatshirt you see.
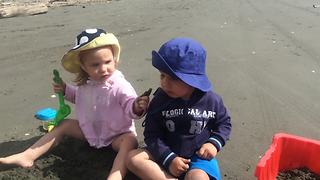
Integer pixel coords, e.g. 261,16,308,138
162,108,216,134
165,120,175,132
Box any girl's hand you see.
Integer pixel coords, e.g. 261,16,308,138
52,80,66,95
196,142,217,160
169,157,190,177
133,88,152,116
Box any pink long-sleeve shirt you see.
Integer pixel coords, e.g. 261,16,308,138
64,70,138,148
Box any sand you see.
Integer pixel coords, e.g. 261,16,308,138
1,0,320,179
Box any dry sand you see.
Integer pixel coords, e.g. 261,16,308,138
1,0,320,179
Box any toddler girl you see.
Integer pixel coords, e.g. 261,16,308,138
0,28,150,180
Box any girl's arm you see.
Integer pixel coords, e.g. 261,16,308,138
63,84,77,104
133,88,152,116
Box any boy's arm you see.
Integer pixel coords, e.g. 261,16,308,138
207,95,232,152
144,111,177,171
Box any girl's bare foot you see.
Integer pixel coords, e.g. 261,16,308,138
0,153,34,168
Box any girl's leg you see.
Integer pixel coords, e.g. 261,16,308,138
0,119,85,168
107,132,138,180
126,149,177,180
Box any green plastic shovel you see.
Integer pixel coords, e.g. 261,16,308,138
48,69,71,132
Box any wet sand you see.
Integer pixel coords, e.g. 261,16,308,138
1,0,320,179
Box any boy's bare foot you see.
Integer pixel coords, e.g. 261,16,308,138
0,153,34,168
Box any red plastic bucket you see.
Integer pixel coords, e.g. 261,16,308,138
255,133,320,180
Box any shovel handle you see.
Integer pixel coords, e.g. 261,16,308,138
48,69,70,132
53,69,62,85
53,69,65,107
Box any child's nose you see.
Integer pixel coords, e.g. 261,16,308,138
99,64,107,73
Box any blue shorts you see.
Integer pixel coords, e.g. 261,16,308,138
188,155,221,180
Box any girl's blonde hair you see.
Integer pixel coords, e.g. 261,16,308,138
74,67,89,86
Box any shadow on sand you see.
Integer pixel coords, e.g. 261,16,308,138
0,135,139,180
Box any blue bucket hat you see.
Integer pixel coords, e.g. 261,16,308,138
152,38,212,92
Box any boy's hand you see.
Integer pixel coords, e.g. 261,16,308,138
169,157,190,177
52,80,66,95
196,142,217,160
133,88,152,116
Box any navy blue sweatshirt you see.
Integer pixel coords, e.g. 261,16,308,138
144,88,231,170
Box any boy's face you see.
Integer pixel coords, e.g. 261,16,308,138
159,71,194,100
80,46,116,81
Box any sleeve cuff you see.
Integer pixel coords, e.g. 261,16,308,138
128,99,144,119
208,137,223,152
162,152,177,171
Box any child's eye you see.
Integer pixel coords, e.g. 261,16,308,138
105,60,112,64
160,73,174,80
90,63,100,67
170,76,179,81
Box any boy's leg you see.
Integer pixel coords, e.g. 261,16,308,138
184,169,209,180
126,148,177,180
0,119,85,168
107,132,138,180
185,155,221,180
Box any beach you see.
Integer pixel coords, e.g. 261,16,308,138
1,0,320,179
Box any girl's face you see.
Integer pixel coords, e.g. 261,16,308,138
159,71,194,100
80,46,116,81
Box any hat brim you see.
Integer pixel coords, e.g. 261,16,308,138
152,51,212,92
61,33,120,73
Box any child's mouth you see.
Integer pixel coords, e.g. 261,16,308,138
101,74,109,79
